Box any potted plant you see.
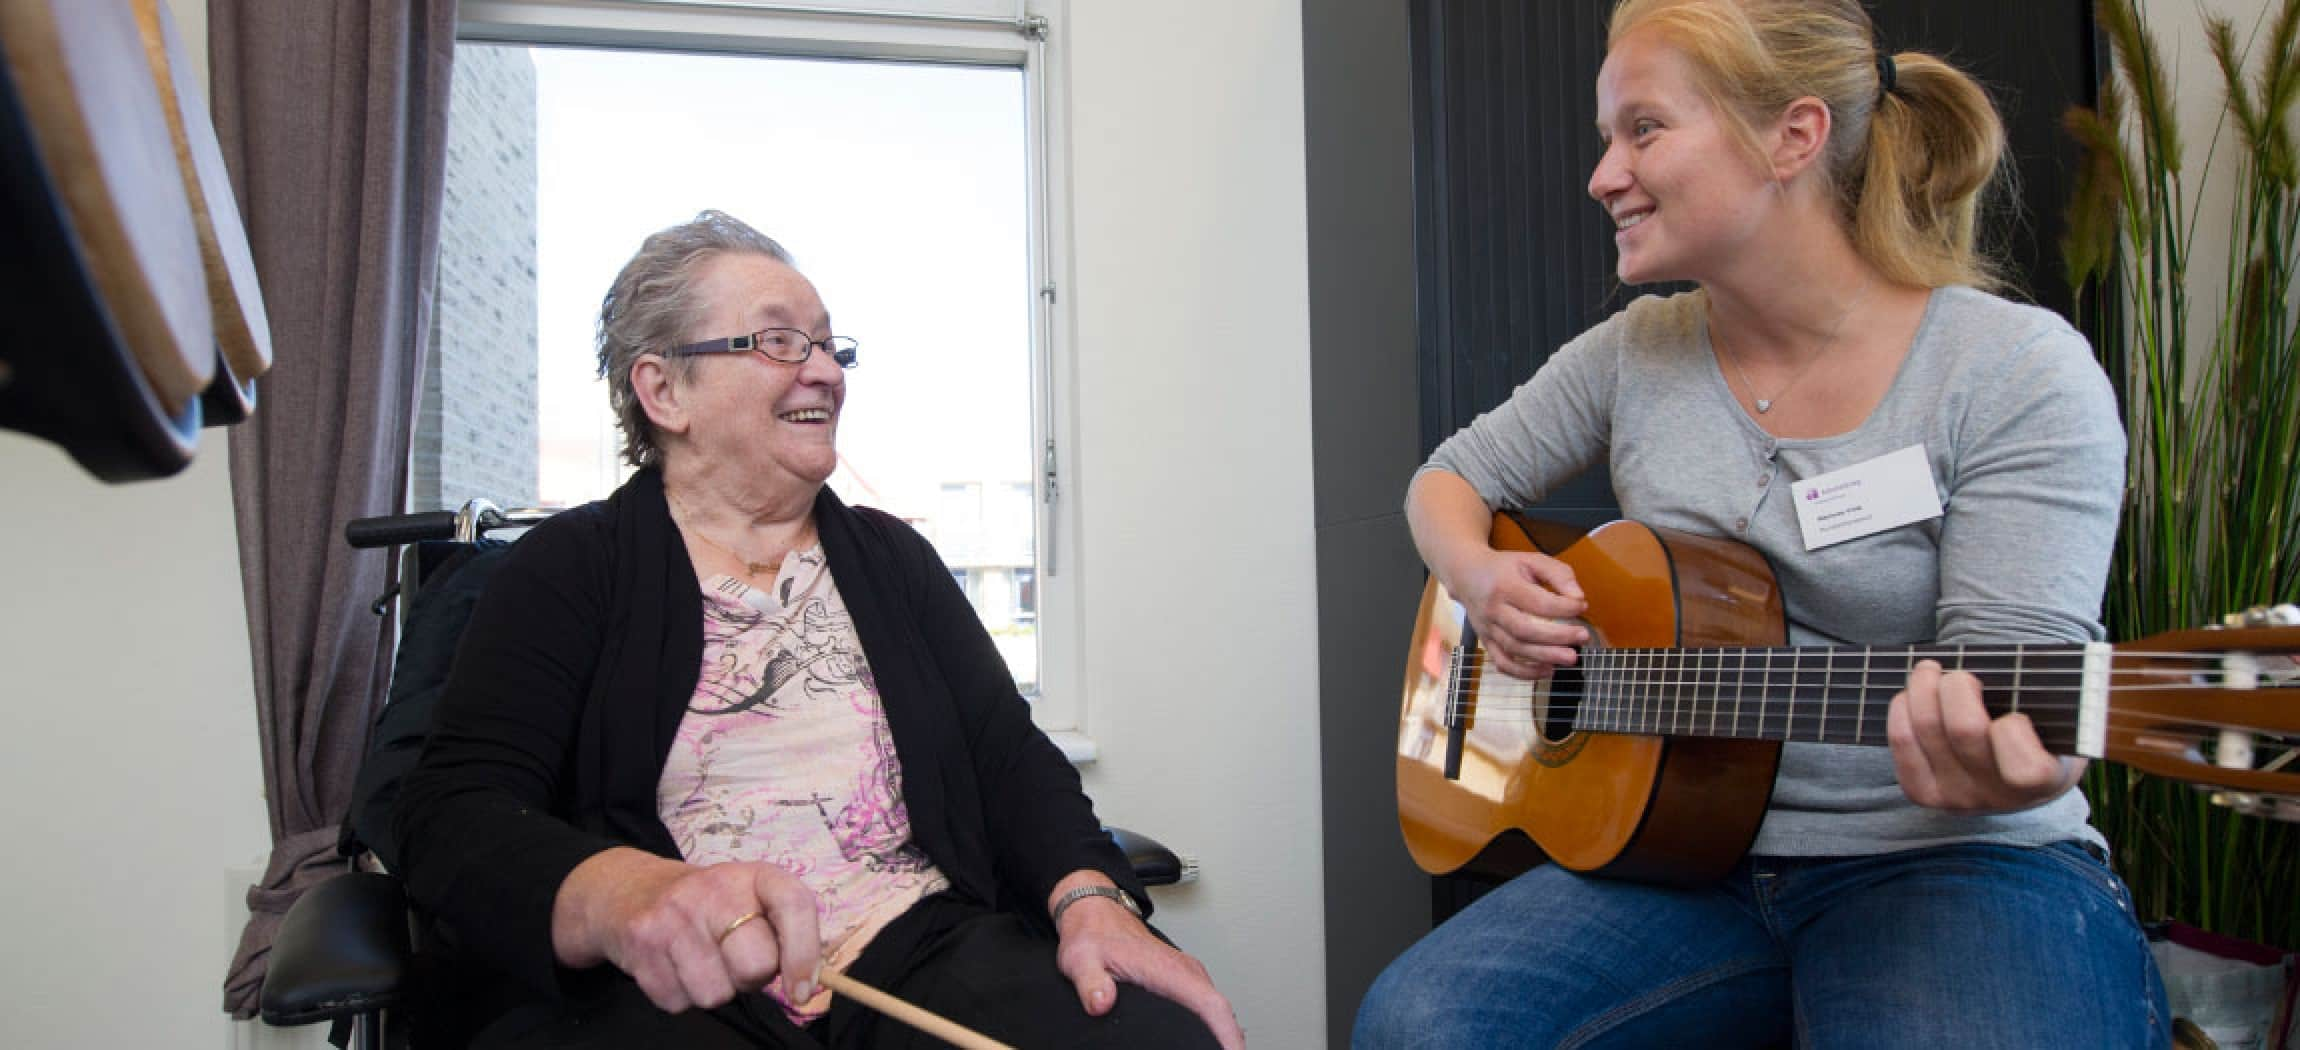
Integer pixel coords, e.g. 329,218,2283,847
2061,0,2300,955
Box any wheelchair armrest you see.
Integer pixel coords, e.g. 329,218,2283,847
1106,825,1186,887
260,871,412,1027
253,833,1179,1028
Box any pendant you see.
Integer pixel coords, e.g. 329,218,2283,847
1755,399,1773,413
746,560,774,578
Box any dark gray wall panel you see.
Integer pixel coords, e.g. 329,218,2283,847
1310,513,1429,1044
1307,2,1424,529
1305,0,1427,1040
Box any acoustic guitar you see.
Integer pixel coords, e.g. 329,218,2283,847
1396,514,2300,886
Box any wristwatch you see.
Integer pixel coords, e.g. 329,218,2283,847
1051,884,1142,926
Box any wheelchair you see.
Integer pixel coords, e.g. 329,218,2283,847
258,500,1190,1049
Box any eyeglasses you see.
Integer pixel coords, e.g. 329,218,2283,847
666,328,859,369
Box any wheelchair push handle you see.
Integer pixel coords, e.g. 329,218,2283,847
344,510,459,548
345,499,558,548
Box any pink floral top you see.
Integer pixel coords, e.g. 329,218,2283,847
656,545,948,1024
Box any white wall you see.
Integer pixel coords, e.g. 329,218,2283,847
0,1,1325,1048
0,438,271,1050
1062,1,1326,1046
2144,0,2266,364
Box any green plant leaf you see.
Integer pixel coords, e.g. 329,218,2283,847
2068,0,2300,951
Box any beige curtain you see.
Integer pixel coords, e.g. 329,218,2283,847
209,0,458,1017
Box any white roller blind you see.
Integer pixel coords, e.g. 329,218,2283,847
462,0,1040,64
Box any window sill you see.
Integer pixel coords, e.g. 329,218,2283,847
1045,730,1098,765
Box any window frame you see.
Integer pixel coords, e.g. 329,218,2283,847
454,0,1089,745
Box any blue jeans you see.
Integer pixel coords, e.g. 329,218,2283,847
1353,842,2167,1049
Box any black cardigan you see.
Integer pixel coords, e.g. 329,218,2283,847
392,468,1140,1008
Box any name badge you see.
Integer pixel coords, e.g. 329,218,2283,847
1791,443,1944,550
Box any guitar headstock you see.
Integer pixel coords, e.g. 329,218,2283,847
2106,605,2300,822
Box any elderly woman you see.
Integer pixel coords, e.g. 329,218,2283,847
394,210,1239,1049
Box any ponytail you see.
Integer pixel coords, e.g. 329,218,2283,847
1854,50,2008,289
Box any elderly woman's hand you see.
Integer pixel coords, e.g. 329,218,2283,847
551,847,824,1013
1048,871,1245,1049
1888,659,2086,815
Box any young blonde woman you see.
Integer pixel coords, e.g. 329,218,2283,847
1355,2,2165,1047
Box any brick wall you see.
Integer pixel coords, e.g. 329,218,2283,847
413,44,539,512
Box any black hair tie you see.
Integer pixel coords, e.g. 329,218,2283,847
1876,51,1898,100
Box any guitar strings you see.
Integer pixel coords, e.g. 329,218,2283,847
1433,695,2298,732
1450,648,2266,667
1460,647,2249,653
1439,692,2287,711
1445,652,2284,686
1432,700,2297,727
1414,722,2290,756
1440,686,2292,706
1424,703,2299,747
1410,721,2298,774
1441,678,2291,698
1437,682,2293,709
1432,650,2297,736
1443,666,2293,691
1418,647,2298,759
1435,669,2295,715
1415,721,2299,767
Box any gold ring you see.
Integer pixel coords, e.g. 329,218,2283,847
716,911,762,945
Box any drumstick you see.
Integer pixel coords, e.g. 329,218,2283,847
819,969,1016,1050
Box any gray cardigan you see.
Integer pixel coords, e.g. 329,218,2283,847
1425,286,2125,856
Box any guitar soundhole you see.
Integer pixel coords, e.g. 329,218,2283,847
1534,626,1599,743
1540,664,1582,741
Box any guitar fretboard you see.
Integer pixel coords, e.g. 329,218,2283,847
1559,644,2091,754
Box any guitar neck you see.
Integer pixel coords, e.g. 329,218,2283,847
1565,644,2102,755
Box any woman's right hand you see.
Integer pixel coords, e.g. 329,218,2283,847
553,848,824,1013
1446,546,1590,681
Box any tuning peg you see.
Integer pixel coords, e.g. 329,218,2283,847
2211,791,2300,823
2224,604,2300,627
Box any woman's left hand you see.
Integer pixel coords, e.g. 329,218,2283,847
1050,874,1245,1049
1888,658,2085,814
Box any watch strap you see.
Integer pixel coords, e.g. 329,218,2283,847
1051,884,1142,927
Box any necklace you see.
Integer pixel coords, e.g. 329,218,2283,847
667,491,781,580
1714,279,1872,414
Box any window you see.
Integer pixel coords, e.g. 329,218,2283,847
420,1,1082,732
